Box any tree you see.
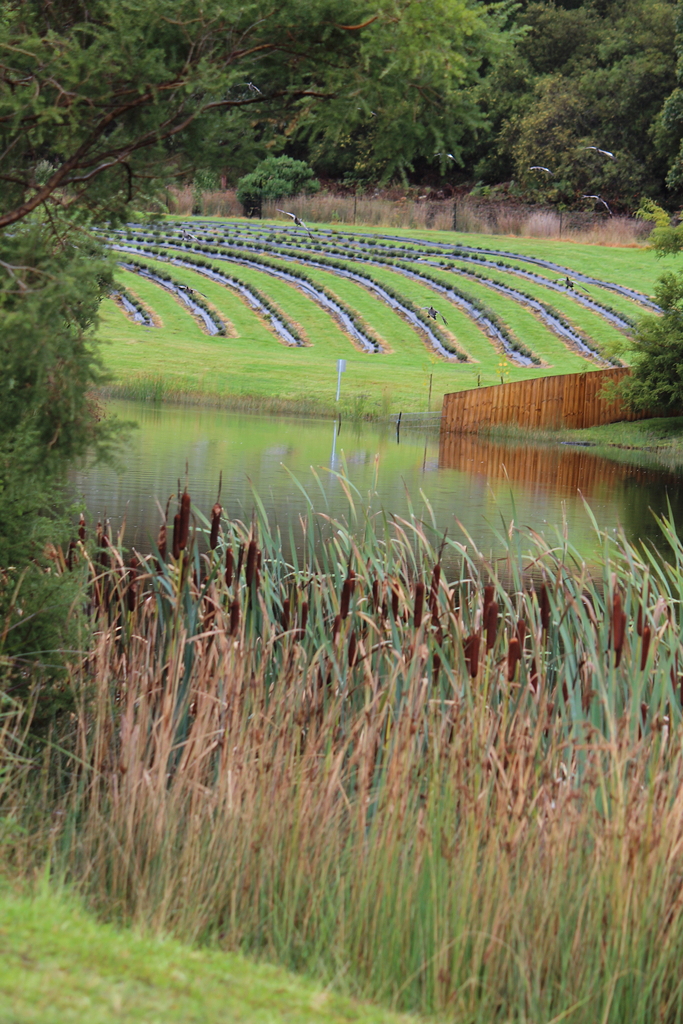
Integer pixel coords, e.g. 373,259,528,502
619,271,683,413
236,157,319,215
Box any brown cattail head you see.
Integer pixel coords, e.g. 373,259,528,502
67,539,76,571
178,491,191,550
391,585,400,621
298,600,308,639
127,555,139,613
157,522,167,563
225,546,234,588
507,636,521,682
641,625,651,671
516,618,527,650
539,584,551,633
371,578,379,610
78,514,86,543
612,590,625,666
340,577,352,620
636,603,643,637
414,581,425,629
172,513,181,560
282,597,290,632
99,528,109,570
209,503,221,550
332,613,342,641
229,597,240,636
245,539,257,587
464,634,480,679
348,630,357,667
485,600,498,651
483,584,495,616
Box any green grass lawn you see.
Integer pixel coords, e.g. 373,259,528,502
99,219,662,416
0,885,416,1024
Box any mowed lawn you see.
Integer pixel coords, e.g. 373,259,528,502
99,220,662,415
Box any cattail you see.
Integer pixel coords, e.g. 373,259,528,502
209,502,221,550
507,636,521,682
539,584,550,633
179,491,191,550
282,597,290,632
485,600,498,651
391,585,399,620
245,539,257,587
516,618,526,650
332,613,341,641
229,597,240,635
464,634,480,679
298,600,308,639
641,625,651,671
67,539,76,571
225,546,234,587
483,584,494,620
636,603,643,637
432,651,441,684
127,555,139,613
172,513,181,560
612,590,626,667
157,522,167,563
78,514,86,543
371,578,379,610
236,543,245,582
414,581,425,629
348,630,357,667
340,577,353,620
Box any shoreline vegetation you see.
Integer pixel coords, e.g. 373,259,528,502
6,481,683,1022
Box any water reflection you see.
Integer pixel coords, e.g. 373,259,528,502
71,402,683,561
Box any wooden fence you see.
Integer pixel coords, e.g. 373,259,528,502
440,368,647,434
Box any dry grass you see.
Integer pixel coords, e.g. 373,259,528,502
4,485,683,1022
165,187,653,245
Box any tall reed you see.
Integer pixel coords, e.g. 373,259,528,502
4,482,683,1021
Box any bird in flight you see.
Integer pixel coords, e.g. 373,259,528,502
181,228,199,242
421,305,448,325
582,194,613,216
247,82,262,94
276,210,312,236
530,165,554,175
583,146,615,160
435,152,456,161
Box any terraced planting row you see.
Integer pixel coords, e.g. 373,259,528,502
98,219,655,413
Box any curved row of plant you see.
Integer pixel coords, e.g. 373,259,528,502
196,223,635,330
114,255,227,336
142,235,468,361
207,230,616,364
149,225,615,365
110,284,156,327
177,219,658,312
112,247,304,347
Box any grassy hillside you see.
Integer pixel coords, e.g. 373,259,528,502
0,886,414,1024
98,218,659,416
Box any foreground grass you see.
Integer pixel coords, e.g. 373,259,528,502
6,481,683,1022
0,886,412,1024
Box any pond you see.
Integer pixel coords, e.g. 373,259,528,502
72,401,683,563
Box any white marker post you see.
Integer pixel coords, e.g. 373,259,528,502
335,359,346,401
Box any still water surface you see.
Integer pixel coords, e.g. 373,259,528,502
73,402,683,561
